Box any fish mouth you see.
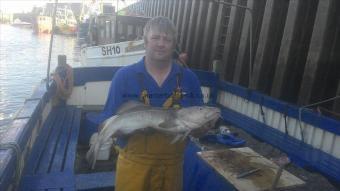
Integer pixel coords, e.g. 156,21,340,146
206,109,221,121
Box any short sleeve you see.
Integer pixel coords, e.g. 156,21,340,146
101,68,126,119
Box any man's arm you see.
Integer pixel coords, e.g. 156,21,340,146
101,68,127,120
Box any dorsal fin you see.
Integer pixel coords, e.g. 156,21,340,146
116,100,151,114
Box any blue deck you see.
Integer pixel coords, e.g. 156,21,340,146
19,106,81,190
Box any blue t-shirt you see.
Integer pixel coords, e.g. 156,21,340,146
101,57,203,119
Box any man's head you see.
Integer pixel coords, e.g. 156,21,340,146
143,17,177,65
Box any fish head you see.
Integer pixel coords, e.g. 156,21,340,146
176,106,221,129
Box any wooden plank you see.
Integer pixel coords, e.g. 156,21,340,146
161,0,166,16
63,108,81,171
164,0,169,17
179,0,192,51
298,0,336,105
208,3,225,70
190,0,209,68
220,0,241,80
147,0,151,17
24,109,59,174
171,0,179,22
198,1,219,70
50,108,75,172
250,0,288,92
233,0,254,85
333,80,340,113
198,148,305,191
175,0,185,38
37,108,67,174
167,0,173,19
156,0,161,16
250,0,276,89
20,172,75,190
184,0,200,53
75,172,115,190
144,0,149,16
270,0,303,98
150,0,155,17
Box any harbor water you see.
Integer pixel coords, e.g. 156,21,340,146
0,24,81,134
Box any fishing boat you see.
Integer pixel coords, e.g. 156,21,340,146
35,3,80,35
11,19,32,28
0,51,339,190
80,39,145,67
1,1,339,191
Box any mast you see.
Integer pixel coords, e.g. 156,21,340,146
46,0,59,89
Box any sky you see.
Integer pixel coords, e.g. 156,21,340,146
0,0,138,13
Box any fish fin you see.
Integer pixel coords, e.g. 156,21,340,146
158,120,178,130
170,134,183,144
181,130,191,141
86,133,103,169
86,145,94,168
116,100,151,114
99,115,119,140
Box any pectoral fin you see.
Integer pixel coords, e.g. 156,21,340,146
158,120,178,130
170,134,183,144
181,130,191,141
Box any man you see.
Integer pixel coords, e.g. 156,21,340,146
101,16,206,191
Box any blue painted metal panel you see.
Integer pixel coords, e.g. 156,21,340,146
218,81,340,135
193,70,219,88
72,67,218,87
0,119,30,190
50,108,76,172
0,150,16,191
29,82,48,100
64,107,81,171
194,70,219,105
0,84,46,190
19,172,75,190
15,100,41,120
37,109,67,174
24,109,59,175
73,67,120,86
75,172,115,190
20,106,81,190
220,106,340,182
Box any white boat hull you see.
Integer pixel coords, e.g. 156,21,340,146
80,40,145,67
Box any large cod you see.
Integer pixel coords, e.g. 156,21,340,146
86,101,221,169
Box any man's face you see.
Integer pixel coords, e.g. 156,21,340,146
145,29,174,64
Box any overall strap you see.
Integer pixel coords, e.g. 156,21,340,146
137,73,150,105
163,67,183,109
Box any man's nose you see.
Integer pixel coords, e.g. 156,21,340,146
156,38,167,47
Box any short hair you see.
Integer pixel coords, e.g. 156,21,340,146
143,16,177,45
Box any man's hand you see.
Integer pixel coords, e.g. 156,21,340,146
190,118,219,138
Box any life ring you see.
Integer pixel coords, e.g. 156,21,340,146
53,63,74,100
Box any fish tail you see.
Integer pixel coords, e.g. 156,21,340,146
91,142,100,169
86,139,100,169
86,145,94,167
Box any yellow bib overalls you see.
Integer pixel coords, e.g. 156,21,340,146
115,74,185,191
